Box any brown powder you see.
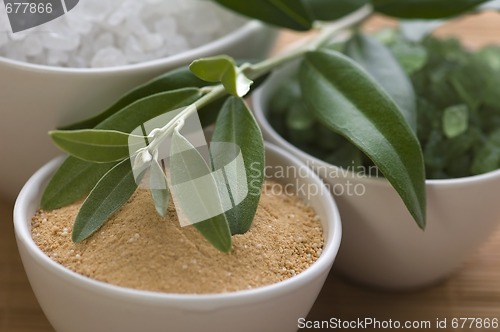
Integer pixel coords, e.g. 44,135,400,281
31,181,323,294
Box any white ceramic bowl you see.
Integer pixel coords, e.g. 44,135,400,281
253,62,500,290
13,144,341,332
0,19,276,201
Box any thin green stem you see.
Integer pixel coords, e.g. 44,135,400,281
147,85,226,152
245,4,373,80
144,4,373,156
194,85,227,110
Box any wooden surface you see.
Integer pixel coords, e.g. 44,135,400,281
2,11,500,332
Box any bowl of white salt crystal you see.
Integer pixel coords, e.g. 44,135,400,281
0,0,276,201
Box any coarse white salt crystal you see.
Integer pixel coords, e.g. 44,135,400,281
162,35,189,56
91,47,127,68
123,36,144,62
108,1,143,27
47,50,70,66
42,32,81,52
0,0,247,68
154,18,177,38
8,30,27,42
21,36,43,56
65,12,93,34
78,0,114,22
93,32,115,53
142,33,163,52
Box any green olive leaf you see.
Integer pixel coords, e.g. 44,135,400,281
62,62,267,131
198,70,272,128
210,97,265,234
212,0,313,31
372,0,489,18
442,104,469,139
190,56,253,97
41,158,117,210
61,67,212,130
300,49,426,228
149,159,170,218
49,129,144,163
72,158,138,242
95,88,201,132
345,33,417,132
169,129,232,253
43,89,200,210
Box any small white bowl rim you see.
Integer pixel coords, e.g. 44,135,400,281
0,20,265,75
13,143,341,308
252,71,500,190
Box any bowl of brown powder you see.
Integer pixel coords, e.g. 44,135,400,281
13,143,341,332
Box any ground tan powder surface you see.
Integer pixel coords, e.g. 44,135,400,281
31,181,323,294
